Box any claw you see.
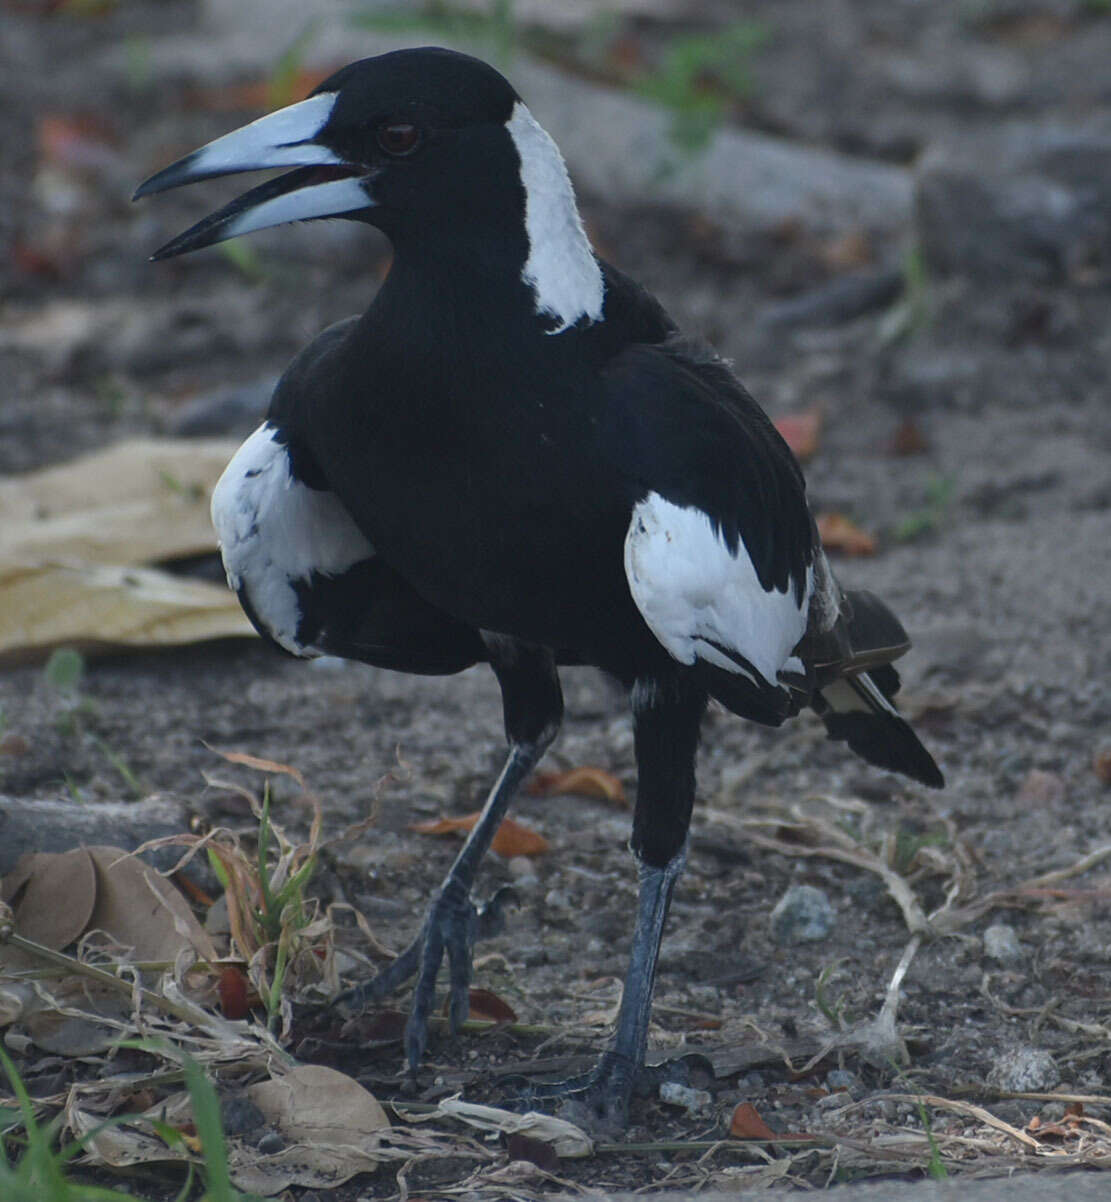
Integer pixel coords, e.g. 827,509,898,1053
505,1052,644,1136
337,880,510,1073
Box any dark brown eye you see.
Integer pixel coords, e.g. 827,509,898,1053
377,122,421,156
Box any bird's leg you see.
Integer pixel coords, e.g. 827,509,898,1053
524,673,705,1130
339,640,562,1076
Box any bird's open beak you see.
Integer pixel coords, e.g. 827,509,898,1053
133,91,373,260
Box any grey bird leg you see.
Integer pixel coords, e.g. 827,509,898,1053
522,672,704,1129
338,640,562,1075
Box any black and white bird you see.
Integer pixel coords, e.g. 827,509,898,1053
135,47,943,1127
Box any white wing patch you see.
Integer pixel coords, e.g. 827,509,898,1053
211,422,374,655
624,492,810,687
505,101,604,334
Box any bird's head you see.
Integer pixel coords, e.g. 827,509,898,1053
134,47,603,331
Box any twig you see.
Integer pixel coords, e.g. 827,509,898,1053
0,928,202,1027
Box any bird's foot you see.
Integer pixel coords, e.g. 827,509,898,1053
505,1052,648,1137
336,882,517,1071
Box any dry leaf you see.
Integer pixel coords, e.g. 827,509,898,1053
210,748,306,788
816,512,877,556
0,845,216,966
1094,746,1111,785
529,766,626,806
889,416,931,456
0,438,239,566
86,846,218,962
773,405,823,462
218,966,252,1020
465,988,517,1024
240,1065,390,1189
1,848,96,951
729,1101,776,1140
0,560,254,664
437,1097,592,1158
410,813,550,857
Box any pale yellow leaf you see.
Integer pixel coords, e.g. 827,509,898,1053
0,560,254,663
0,438,238,566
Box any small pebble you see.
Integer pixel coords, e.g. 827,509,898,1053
256,1131,286,1154
506,855,538,884
983,922,1023,966
658,1081,712,1115
987,1046,1059,1092
826,1069,859,1095
769,884,835,945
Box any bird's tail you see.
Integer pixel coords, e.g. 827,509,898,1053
808,589,944,789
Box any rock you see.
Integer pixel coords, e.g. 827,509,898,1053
169,375,277,436
760,267,904,329
916,122,1111,282
769,884,835,945
0,794,193,877
987,1046,1060,1093
658,1081,712,1115
983,923,1024,966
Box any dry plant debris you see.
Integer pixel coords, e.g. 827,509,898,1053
0,438,254,662
4,752,1111,1195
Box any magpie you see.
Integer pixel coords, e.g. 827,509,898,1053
135,46,943,1128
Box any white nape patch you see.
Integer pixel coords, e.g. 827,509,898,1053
190,92,340,176
211,423,374,656
505,102,604,333
624,493,811,687
221,175,373,242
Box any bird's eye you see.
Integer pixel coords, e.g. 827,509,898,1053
377,122,421,156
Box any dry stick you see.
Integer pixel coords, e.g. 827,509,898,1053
0,927,202,1027
882,1093,1044,1151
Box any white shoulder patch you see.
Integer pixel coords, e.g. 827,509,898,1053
211,423,374,655
624,493,811,686
505,101,604,334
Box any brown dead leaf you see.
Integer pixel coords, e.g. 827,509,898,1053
889,416,931,456
85,846,218,962
816,512,877,556
0,561,254,664
1092,746,1111,785
241,1064,390,1189
773,405,823,462
528,766,626,806
209,748,306,788
465,988,517,1024
729,1101,777,1140
410,813,549,857
1,848,96,951
217,966,253,1020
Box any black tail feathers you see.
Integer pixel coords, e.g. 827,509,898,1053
813,671,944,789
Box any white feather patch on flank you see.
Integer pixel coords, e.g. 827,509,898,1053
624,493,810,687
211,422,374,655
505,101,604,333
